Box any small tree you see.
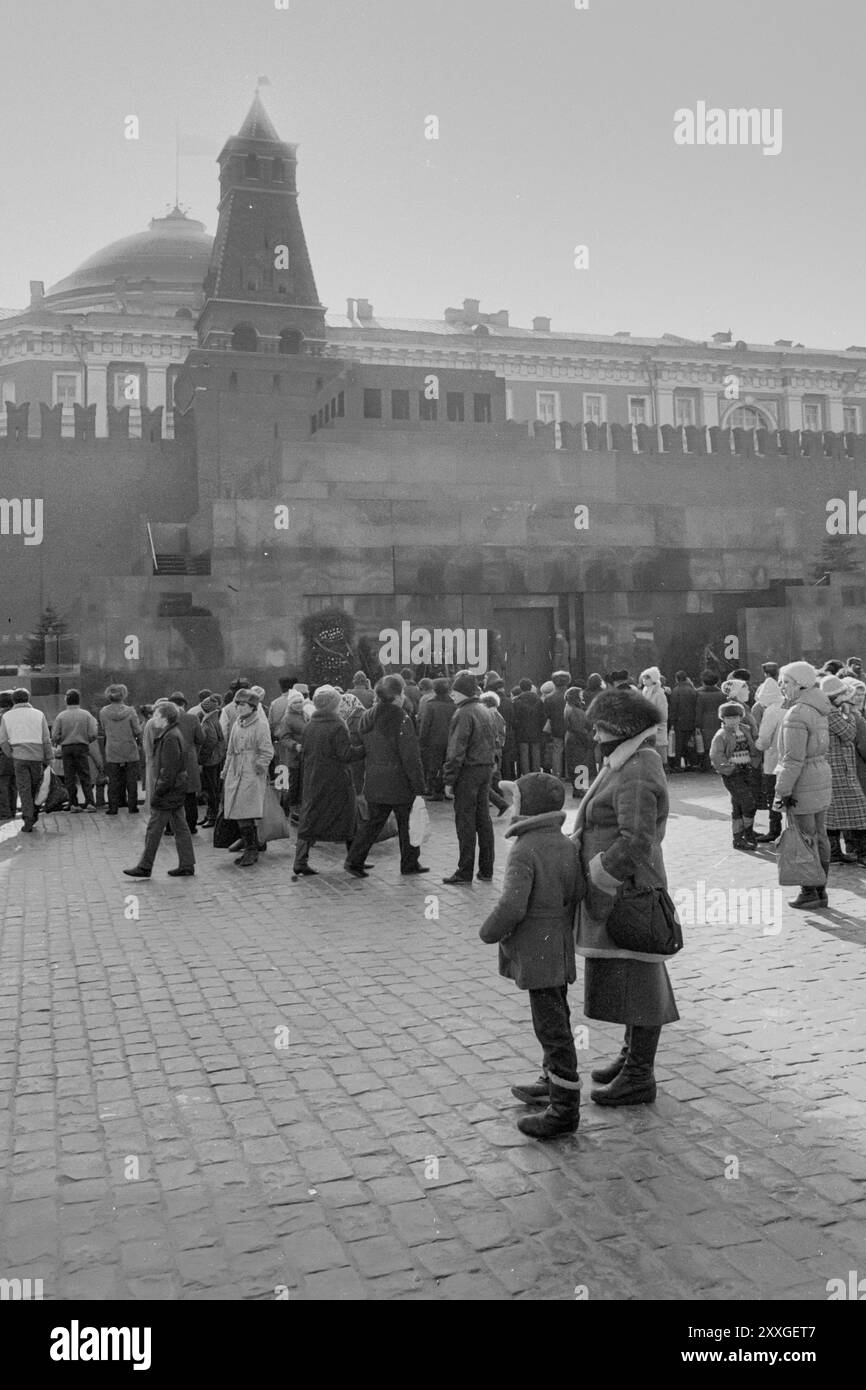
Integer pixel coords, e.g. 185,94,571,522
23,604,67,667
299,608,357,690
811,534,864,583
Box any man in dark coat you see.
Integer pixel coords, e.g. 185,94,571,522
293,686,365,876
123,702,194,878
694,671,726,770
513,678,546,774
345,675,429,877
170,692,205,834
418,678,454,799
667,671,698,772
442,670,496,884
543,670,571,778
485,671,515,779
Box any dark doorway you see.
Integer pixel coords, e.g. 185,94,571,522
497,607,555,688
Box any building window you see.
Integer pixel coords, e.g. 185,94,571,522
231,324,257,352
628,396,649,426
505,388,514,420
844,407,861,434
112,370,143,408
419,391,438,421
363,388,382,419
446,392,464,422
310,414,317,434
337,391,345,417
582,393,605,425
391,389,410,420
53,372,82,407
324,402,330,423
474,393,492,423
674,396,695,427
1,380,16,405
536,390,560,424
278,329,302,355
244,154,260,180
271,158,285,183
803,402,823,432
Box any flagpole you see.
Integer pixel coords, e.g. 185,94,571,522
175,114,180,209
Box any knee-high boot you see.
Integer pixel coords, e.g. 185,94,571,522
591,1026,660,1106
235,824,259,868
591,1027,630,1084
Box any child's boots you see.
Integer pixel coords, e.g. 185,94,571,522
517,1074,580,1139
510,1072,549,1105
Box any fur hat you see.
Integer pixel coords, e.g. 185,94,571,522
820,674,849,701
780,661,819,690
313,685,341,712
719,701,745,719
452,670,480,699
483,670,505,691
640,666,662,686
608,668,630,685
729,668,751,682
551,670,571,688
500,773,565,820
585,688,660,739
540,681,556,698
105,684,128,701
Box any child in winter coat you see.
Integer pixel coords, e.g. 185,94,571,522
710,701,762,850
479,773,585,1140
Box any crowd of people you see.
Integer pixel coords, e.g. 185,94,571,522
1,654,861,1140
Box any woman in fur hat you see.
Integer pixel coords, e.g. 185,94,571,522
570,686,679,1107
775,663,832,908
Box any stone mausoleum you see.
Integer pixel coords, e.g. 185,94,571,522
2,93,866,706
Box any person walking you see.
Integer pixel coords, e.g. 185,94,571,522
123,702,195,878
100,684,142,815
51,689,99,811
170,692,205,834
293,686,365,876
418,678,454,800
345,674,429,877
570,687,680,1107
0,692,15,821
819,674,866,865
221,689,275,868
0,689,52,833
198,694,225,828
480,773,584,1139
774,663,832,909
442,670,496,884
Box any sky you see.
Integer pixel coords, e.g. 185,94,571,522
1,0,864,348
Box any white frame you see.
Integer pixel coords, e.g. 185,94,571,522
582,392,606,425
505,388,514,421
843,406,861,434
536,390,561,424
802,401,823,433
53,370,82,407
628,395,650,426
674,396,696,427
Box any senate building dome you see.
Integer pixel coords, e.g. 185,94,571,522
42,206,214,317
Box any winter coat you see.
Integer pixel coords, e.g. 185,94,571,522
356,703,426,806
853,711,866,799
352,686,375,709
640,681,669,749
755,703,784,775
825,707,866,830
498,692,516,758
150,725,189,810
443,697,496,783
418,694,455,754
571,733,671,964
667,682,698,734
52,707,99,748
488,708,506,753
199,709,225,769
709,723,761,777
564,705,593,776
99,702,141,763
695,686,726,748
296,710,364,842
542,689,567,740
513,691,546,744
479,811,584,990
773,686,832,814
222,709,274,821
175,709,204,795
274,706,307,771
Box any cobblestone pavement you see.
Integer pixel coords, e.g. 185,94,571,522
1,774,865,1302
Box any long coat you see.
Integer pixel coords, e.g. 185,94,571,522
222,709,274,820
694,686,726,751
175,709,204,796
150,725,189,810
826,707,866,830
296,710,364,842
668,682,698,733
773,686,832,814
356,703,426,806
571,733,679,1027
480,811,584,990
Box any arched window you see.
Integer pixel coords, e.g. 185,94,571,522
278,329,302,355
231,324,257,352
271,158,285,183
174,308,193,321
721,403,776,431
244,153,260,180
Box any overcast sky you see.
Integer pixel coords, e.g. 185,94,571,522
1,0,863,348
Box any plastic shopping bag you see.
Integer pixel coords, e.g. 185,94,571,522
408,795,430,847
34,766,52,807
777,816,826,887
260,783,292,842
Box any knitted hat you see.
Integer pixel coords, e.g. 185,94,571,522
250,686,266,701
820,675,849,700
551,670,571,688
540,681,556,698
483,670,505,691
780,661,819,690
452,670,480,699
719,702,745,719
313,685,341,712
105,684,128,701
585,688,660,739
755,677,783,707
501,772,566,820
722,677,750,705
640,666,662,686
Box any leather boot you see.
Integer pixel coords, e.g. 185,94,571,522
235,824,259,867
829,830,857,864
591,1026,660,1106
591,1029,630,1084
789,887,827,909
517,1075,580,1139
511,1072,549,1105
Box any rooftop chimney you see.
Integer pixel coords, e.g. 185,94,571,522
532,317,551,333
29,280,44,306
774,339,793,347
462,298,481,323
346,298,356,320
356,298,373,321
485,309,509,327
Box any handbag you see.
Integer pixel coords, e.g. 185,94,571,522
213,809,239,849
42,771,69,813
408,795,430,847
260,784,291,842
667,728,676,757
777,815,825,887
34,766,52,807
606,880,684,956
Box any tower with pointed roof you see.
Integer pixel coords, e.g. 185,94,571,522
196,92,326,355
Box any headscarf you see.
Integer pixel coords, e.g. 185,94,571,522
338,690,364,723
